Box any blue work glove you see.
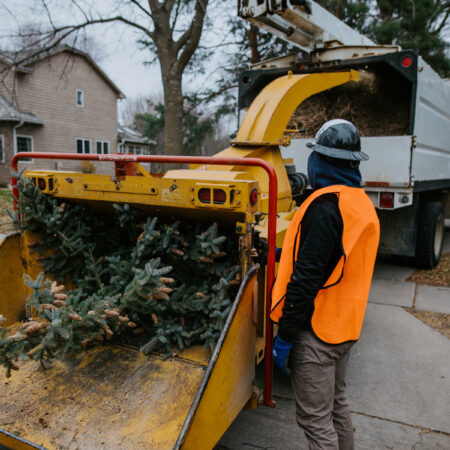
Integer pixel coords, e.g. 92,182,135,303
272,336,292,376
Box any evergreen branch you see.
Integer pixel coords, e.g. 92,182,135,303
1,177,241,374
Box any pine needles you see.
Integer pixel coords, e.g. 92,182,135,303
0,176,240,377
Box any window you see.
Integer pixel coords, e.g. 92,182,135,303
76,139,90,154
96,141,109,154
76,90,84,107
16,135,33,162
126,144,147,155
0,135,4,163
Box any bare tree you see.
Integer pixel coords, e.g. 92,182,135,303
10,22,105,63
2,0,210,156
119,95,162,127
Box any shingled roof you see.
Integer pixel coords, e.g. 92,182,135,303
118,125,156,145
0,94,43,124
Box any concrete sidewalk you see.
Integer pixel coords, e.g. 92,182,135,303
217,236,450,449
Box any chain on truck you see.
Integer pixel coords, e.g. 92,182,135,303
0,1,448,449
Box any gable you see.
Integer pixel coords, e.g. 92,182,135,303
3,46,124,99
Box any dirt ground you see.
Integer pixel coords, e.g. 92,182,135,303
0,189,14,233
408,253,450,287
404,308,450,339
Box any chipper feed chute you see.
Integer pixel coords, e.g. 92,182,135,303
0,153,275,450
0,227,258,449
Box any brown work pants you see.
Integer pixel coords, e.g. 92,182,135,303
290,331,355,450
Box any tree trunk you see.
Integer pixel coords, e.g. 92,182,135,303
162,72,184,156
247,25,261,64
336,0,342,19
150,0,209,157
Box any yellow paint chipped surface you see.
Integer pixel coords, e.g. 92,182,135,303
0,345,206,449
181,270,258,449
236,71,359,146
0,232,27,325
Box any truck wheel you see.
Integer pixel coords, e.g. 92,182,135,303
415,201,444,269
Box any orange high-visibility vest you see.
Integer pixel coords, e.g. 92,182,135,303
270,185,380,344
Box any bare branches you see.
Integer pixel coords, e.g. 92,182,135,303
42,0,57,30
186,83,238,114
147,0,163,13
176,0,208,72
165,0,177,14
171,0,183,32
129,0,153,20
70,0,91,23
4,0,216,155
174,0,209,54
5,14,156,71
431,4,450,36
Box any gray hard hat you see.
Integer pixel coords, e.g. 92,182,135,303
306,119,369,161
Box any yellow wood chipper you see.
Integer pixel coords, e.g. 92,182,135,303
0,70,358,449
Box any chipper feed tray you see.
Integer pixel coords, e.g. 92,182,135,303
0,229,258,449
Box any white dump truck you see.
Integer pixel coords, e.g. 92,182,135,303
239,0,450,268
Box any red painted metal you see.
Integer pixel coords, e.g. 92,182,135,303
365,181,390,187
11,152,278,407
115,160,140,177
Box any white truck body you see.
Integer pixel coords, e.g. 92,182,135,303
282,57,450,210
238,0,450,266
283,136,415,209
412,58,450,185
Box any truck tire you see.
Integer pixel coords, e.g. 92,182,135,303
415,201,444,269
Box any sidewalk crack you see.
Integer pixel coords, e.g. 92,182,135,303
412,282,418,308
351,410,449,436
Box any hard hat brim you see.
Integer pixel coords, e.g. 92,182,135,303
306,142,369,161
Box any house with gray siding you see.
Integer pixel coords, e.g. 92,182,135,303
0,45,124,185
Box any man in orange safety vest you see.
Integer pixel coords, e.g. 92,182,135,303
271,119,380,450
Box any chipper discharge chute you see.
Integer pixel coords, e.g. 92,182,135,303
0,70,358,449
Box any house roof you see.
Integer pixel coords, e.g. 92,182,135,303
118,125,156,145
0,94,44,124
1,45,125,99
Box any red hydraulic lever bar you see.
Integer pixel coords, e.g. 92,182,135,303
12,152,277,407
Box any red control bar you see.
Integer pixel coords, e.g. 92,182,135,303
11,152,278,407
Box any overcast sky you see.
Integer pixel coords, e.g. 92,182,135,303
0,0,164,101
3,1,447,123
0,0,235,123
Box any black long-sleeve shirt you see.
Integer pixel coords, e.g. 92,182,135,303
277,193,344,343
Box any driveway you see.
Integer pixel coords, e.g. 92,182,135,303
217,231,450,449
